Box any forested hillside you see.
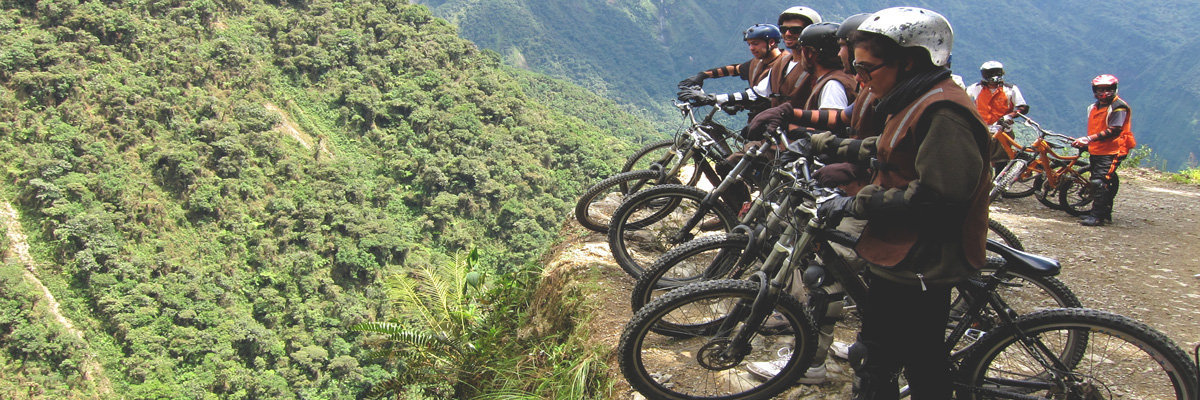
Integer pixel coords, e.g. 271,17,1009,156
0,0,651,398
418,0,1200,170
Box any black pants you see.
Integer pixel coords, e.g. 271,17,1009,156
855,273,953,400
1089,154,1120,220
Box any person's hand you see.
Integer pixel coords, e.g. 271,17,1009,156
677,72,708,90
813,163,859,188
745,103,792,139
808,131,838,155
816,195,855,225
1072,135,1093,148
678,89,717,106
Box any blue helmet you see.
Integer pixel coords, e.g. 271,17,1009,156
744,24,782,43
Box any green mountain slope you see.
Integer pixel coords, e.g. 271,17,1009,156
418,0,1200,170
0,0,649,397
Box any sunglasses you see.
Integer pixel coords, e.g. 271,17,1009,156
780,25,805,34
852,61,886,81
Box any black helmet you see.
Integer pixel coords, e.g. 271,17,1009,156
744,24,782,43
797,22,840,55
836,13,871,40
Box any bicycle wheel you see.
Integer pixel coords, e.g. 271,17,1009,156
1058,169,1095,217
620,139,702,190
622,139,675,174
630,233,761,312
574,169,676,233
1034,177,1065,210
949,269,1081,343
959,308,1199,400
1000,169,1042,199
990,159,1028,202
609,184,738,279
986,218,1023,251
619,279,818,400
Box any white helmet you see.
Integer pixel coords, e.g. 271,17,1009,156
980,61,1004,83
778,6,822,26
858,7,953,67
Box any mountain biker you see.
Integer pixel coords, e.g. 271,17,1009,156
1072,74,1132,226
676,24,783,113
966,61,1029,126
678,7,823,120
805,7,990,398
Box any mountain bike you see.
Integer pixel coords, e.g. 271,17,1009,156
574,102,745,232
989,116,1036,202
992,115,1093,212
619,186,1197,399
605,129,791,279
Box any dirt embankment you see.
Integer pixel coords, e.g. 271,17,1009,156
535,168,1200,399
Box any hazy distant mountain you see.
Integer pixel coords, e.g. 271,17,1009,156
419,0,1200,170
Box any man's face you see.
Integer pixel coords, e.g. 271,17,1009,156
838,40,854,76
780,19,808,49
746,39,772,59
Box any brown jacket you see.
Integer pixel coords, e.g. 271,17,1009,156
855,79,991,285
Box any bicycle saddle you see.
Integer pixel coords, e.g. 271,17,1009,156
985,238,1061,277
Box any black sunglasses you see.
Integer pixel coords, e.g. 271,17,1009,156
852,61,886,81
780,25,805,34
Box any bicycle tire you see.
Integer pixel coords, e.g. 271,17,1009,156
1000,169,1042,199
629,233,755,312
574,169,676,233
622,139,675,174
619,279,818,400
1058,169,1095,217
990,159,1028,202
986,218,1024,251
620,139,702,190
948,269,1082,349
609,184,738,279
958,308,1199,400
1034,178,1065,210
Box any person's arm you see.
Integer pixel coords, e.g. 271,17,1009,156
848,108,984,220
809,131,878,164
713,71,773,103
1009,85,1029,115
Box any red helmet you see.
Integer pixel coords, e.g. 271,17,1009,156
1091,74,1118,102
1091,74,1118,88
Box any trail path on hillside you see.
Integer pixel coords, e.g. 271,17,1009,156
542,169,1200,399
2,202,112,396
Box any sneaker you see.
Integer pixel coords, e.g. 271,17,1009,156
830,341,851,360
796,363,827,385
746,348,828,384
746,347,791,379
1080,216,1105,226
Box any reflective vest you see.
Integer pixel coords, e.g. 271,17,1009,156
849,88,882,140
768,52,813,107
1086,97,1133,156
973,84,1016,125
748,51,781,86
857,79,991,269
803,70,858,111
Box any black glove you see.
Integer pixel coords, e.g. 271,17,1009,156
745,103,792,140
677,72,708,90
678,88,717,106
816,195,855,225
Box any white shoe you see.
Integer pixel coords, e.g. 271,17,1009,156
796,363,827,385
746,347,791,379
830,341,851,360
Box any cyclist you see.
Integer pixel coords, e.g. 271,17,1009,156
806,7,990,398
676,23,783,112
966,61,1030,126
1072,74,1133,226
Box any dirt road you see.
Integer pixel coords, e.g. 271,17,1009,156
539,167,1200,399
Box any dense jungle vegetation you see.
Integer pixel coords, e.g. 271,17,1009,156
0,0,657,398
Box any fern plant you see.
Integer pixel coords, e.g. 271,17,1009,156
353,249,488,399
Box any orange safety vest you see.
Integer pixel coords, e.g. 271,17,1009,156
1086,97,1133,156
974,84,1014,125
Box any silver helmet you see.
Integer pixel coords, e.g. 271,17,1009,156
858,7,953,67
778,6,822,26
